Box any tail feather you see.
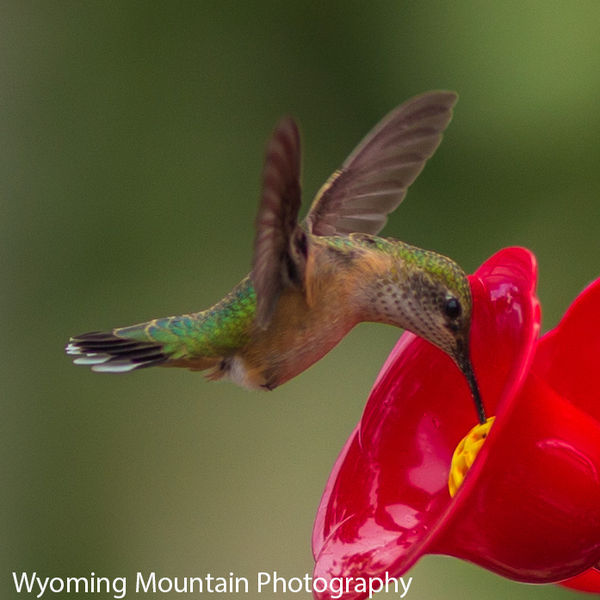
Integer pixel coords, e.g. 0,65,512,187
67,330,170,373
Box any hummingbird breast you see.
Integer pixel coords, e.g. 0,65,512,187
205,236,384,389
232,283,359,390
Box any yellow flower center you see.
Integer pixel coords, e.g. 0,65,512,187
448,417,495,497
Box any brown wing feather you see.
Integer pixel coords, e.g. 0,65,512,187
305,91,458,236
251,117,303,329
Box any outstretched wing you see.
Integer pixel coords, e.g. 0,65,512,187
305,91,458,237
251,116,305,329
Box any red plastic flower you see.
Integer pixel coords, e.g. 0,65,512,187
312,247,600,599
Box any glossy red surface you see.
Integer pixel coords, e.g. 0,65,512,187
560,568,600,593
312,248,600,599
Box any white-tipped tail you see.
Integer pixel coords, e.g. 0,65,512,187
91,362,139,373
73,354,111,365
66,331,169,373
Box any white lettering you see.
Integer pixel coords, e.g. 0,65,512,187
287,576,302,593
136,571,156,593
214,577,227,593
400,576,413,598
329,577,344,599
112,577,127,599
13,569,410,598
257,571,271,591
235,575,249,593
13,572,126,599
313,576,327,595
354,577,366,594
64,577,88,594
49,578,64,594
36,576,50,599
385,574,399,594
158,576,172,592
12,572,39,596
205,573,215,592
272,571,287,592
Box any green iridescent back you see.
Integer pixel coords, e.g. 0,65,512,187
115,277,257,359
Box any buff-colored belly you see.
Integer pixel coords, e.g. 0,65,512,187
233,289,357,389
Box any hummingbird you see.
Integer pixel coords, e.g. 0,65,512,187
66,91,486,424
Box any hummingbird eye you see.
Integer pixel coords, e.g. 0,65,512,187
444,297,462,320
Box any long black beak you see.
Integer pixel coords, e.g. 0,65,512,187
455,340,486,424
460,359,486,425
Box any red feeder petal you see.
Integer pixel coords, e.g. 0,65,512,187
560,568,600,594
313,248,600,599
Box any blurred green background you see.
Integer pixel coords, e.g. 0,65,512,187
2,1,599,599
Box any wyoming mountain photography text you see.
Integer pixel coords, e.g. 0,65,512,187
12,571,413,599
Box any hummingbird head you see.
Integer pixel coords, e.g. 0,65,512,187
403,258,485,424
435,286,485,426
363,246,485,424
